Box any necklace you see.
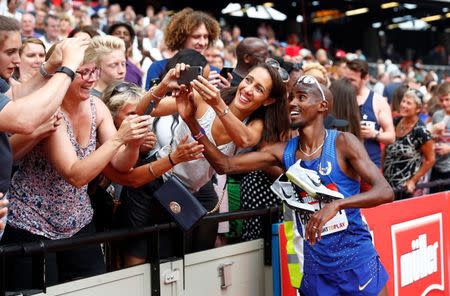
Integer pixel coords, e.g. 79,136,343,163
398,118,417,134
299,130,328,157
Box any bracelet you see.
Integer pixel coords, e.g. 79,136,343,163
168,153,176,166
148,163,157,177
217,106,230,117
55,66,75,81
149,87,164,101
192,127,206,140
39,62,53,78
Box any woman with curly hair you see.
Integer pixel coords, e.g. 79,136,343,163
144,8,222,90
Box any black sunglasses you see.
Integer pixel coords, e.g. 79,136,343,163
110,82,133,97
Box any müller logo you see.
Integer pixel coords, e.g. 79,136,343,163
400,234,438,287
391,213,445,296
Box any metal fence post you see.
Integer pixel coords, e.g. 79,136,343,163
149,227,160,296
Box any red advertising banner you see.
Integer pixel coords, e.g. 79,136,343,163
362,191,450,296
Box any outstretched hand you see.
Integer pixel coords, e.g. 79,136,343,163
171,135,204,164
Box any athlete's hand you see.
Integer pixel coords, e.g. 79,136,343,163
305,201,340,245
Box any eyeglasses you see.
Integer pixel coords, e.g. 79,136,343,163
296,75,326,101
266,58,290,83
76,67,100,82
111,82,133,97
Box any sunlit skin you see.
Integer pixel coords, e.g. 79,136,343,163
0,31,21,80
183,23,209,54
18,43,45,82
65,62,99,101
95,50,126,92
113,102,137,128
230,67,274,116
399,96,421,118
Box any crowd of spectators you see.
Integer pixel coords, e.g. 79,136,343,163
0,1,449,292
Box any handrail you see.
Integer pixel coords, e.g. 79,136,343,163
0,206,281,296
0,207,280,256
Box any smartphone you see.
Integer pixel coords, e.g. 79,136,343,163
220,67,234,78
178,66,203,86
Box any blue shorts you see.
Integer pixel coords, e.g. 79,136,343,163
299,256,388,296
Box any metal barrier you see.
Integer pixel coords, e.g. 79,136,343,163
0,207,281,296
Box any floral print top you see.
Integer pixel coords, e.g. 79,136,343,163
7,98,97,239
383,117,432,192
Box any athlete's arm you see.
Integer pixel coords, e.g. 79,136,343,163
184,116,282,174
305,132,394,244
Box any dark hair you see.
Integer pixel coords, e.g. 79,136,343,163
391,84,408,114
347,59,369,78
329,78,361,139
154,49,209,137
68,25,100,38
161,48,208,79
43,14,59,26
221,63,290,143
108,22,136,43
163,8,220,51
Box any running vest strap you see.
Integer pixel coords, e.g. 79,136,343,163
281,130,378,278
360,91,381,167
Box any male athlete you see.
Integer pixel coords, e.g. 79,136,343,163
176,75,393,295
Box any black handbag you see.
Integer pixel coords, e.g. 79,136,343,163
154,175,207,232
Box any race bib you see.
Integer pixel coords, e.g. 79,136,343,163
296,196,348,237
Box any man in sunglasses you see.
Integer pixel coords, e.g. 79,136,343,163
177,75,393,296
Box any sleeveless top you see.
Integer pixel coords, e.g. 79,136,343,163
282,129,377,274
360,91,381,167
157,107,236,192
7,98,97,239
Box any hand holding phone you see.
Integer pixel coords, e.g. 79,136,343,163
178,66,203,86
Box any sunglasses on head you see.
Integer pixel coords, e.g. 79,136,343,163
296,75,326,101
266,58,290,83
110,82,133,97
408,88,424,105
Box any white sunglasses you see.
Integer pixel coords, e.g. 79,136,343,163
296,75,326,101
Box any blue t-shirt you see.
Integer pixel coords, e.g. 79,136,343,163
0,79,12,193
282,130,378,274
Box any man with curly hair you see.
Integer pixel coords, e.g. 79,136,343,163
144,8,221,90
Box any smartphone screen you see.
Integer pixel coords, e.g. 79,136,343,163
178,66,203,86
220,67,234,78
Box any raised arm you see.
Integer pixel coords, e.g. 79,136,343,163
176,91,281,174
44,111,148,188
95,99,150,172
191,75,263,148
0,38,90,134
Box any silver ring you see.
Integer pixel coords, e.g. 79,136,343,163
312,226,318,230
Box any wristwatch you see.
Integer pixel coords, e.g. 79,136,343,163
55,66,76,81
39,62,53,79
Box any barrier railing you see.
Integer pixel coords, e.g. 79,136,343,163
0,207,281,296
